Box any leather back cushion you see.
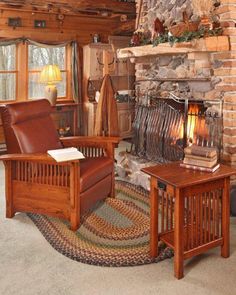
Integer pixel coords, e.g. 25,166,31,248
0,99,62,153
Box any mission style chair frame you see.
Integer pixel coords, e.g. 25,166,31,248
0,100,120,231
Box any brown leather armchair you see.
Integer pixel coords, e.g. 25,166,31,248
0,99,120,230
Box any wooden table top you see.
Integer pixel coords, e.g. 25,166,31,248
141,162,236,189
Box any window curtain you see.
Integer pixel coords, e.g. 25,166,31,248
71,41,83,130
25,39,70,48
0,38,22,46
0,37,83,130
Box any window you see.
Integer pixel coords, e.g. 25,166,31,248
0,44,17,101
0,41,73,103
28,45,67,99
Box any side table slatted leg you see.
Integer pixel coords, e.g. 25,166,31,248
221,177,230,258
150,177,158,258
174,188,184,279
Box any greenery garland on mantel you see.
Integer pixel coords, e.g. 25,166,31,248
131,27,223,48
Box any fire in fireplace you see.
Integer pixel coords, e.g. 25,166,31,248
132,95,222,162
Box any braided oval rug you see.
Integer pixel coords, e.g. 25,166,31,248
27,180,173,267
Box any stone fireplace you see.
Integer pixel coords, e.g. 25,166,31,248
117,0,236,185
132,98,222,161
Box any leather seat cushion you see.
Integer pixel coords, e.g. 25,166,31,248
80,157,114,192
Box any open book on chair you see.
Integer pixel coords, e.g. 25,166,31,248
47,147,85,162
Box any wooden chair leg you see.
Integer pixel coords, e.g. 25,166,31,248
6,207,15,218
70,198,80,231
70,213,80,231
70,162,80,231
5,161,15,218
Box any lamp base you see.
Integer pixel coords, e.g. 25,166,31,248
45,85,57,106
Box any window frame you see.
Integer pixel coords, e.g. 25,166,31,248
0,42,73,104
0,43,18,102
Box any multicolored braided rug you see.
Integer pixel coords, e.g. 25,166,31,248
27,180,173,267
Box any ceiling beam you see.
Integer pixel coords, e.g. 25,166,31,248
0,0,136,16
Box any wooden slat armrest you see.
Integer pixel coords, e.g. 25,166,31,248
0,153,80,165
60,136,121,147
60,136,120,160
0,153,50,162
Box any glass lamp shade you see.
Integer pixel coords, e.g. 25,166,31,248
39,64,62,105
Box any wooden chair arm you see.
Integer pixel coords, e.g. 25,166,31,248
60,136,121,159
60,136,120,147
0,153,80,165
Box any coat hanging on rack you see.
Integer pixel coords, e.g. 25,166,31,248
94,74,119,137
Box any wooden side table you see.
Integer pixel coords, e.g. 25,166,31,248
142,162,236,279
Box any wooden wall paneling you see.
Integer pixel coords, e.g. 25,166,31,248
0,9,132,45
112,19,135,36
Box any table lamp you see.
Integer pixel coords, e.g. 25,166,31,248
39,64,62,105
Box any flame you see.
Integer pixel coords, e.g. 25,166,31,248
179,104,209,145
187,105,199,143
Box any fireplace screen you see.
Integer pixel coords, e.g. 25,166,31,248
132,97,222,162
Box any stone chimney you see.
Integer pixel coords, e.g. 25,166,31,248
126,0,236,182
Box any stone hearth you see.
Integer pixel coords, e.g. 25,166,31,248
116,152,156,190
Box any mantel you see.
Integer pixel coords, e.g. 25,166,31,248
117,36,230,59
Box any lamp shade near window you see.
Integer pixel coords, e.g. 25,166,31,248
39,64,62,105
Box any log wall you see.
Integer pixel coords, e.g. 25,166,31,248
0,8,127,44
